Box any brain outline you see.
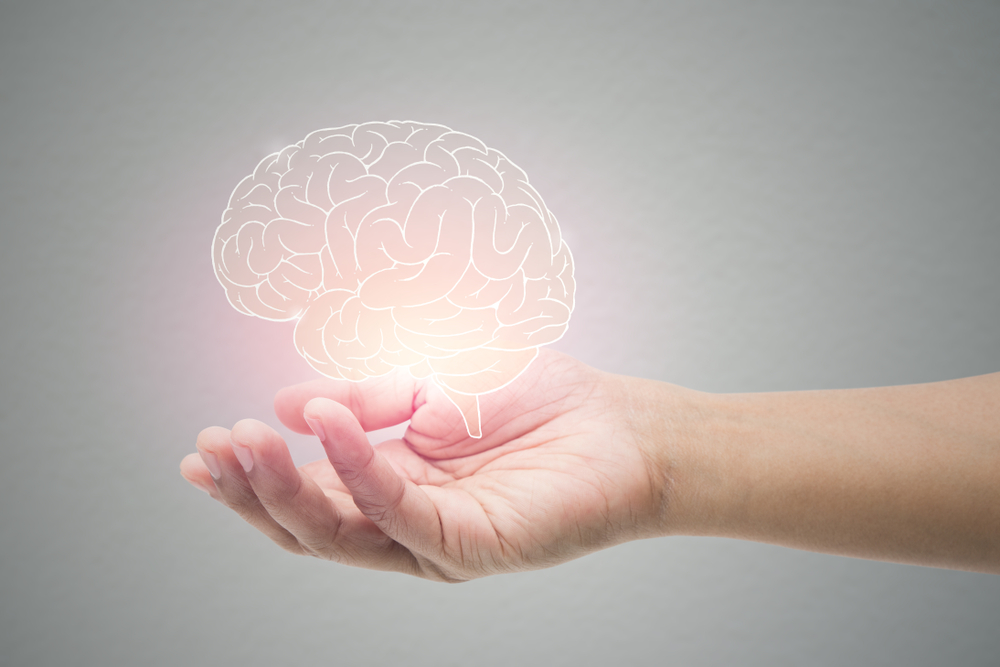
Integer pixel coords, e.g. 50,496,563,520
212,121,575,437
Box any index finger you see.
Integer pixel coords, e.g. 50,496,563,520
275,369,421,434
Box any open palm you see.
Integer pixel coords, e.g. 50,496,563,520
181,350,666,581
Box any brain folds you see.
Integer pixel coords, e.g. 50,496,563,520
213,121,575,437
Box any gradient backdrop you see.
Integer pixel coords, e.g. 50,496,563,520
2,2,999,665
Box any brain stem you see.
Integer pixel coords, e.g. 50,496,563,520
438,387,482,439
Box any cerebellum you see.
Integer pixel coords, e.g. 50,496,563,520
213,121,575,437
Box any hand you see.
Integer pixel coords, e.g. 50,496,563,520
180,350,669,581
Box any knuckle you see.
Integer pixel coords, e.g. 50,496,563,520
332,462,366,486
354,484,405,529
300,515,344,557
274,535,307,556
416,557,468,584
301,531,341,560
259,470,305,507
223,492,261,518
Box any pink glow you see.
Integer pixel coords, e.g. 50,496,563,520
212,121,575,437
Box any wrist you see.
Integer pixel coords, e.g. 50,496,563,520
620,372,1000,573
620,374,729,539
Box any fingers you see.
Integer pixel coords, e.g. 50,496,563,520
228,420,348,555
274,370,418,435
185,426,306,556
179,453,219,497
183,421,420,574
303,397,446,560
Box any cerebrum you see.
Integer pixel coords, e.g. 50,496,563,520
212,121,575,437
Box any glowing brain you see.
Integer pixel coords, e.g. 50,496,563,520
212,121,575,437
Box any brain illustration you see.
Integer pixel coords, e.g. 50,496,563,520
212,121,575,437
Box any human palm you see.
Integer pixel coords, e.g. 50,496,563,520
181,350,665,581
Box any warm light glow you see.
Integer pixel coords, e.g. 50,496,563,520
212,121,575,437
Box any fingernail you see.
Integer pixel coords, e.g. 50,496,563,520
199,450,222,479
304,415,326,443
230,438,254,473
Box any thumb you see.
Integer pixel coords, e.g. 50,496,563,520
302,398,443,558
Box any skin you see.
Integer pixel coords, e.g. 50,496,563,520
179,350,1000,580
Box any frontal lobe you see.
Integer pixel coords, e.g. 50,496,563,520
212,121,575,435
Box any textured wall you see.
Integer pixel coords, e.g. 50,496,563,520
2,1,999,665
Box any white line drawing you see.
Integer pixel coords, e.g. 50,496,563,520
212,121,576,438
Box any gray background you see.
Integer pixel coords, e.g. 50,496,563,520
2,1,999,665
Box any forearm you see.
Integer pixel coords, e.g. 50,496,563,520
636,373,1000,573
